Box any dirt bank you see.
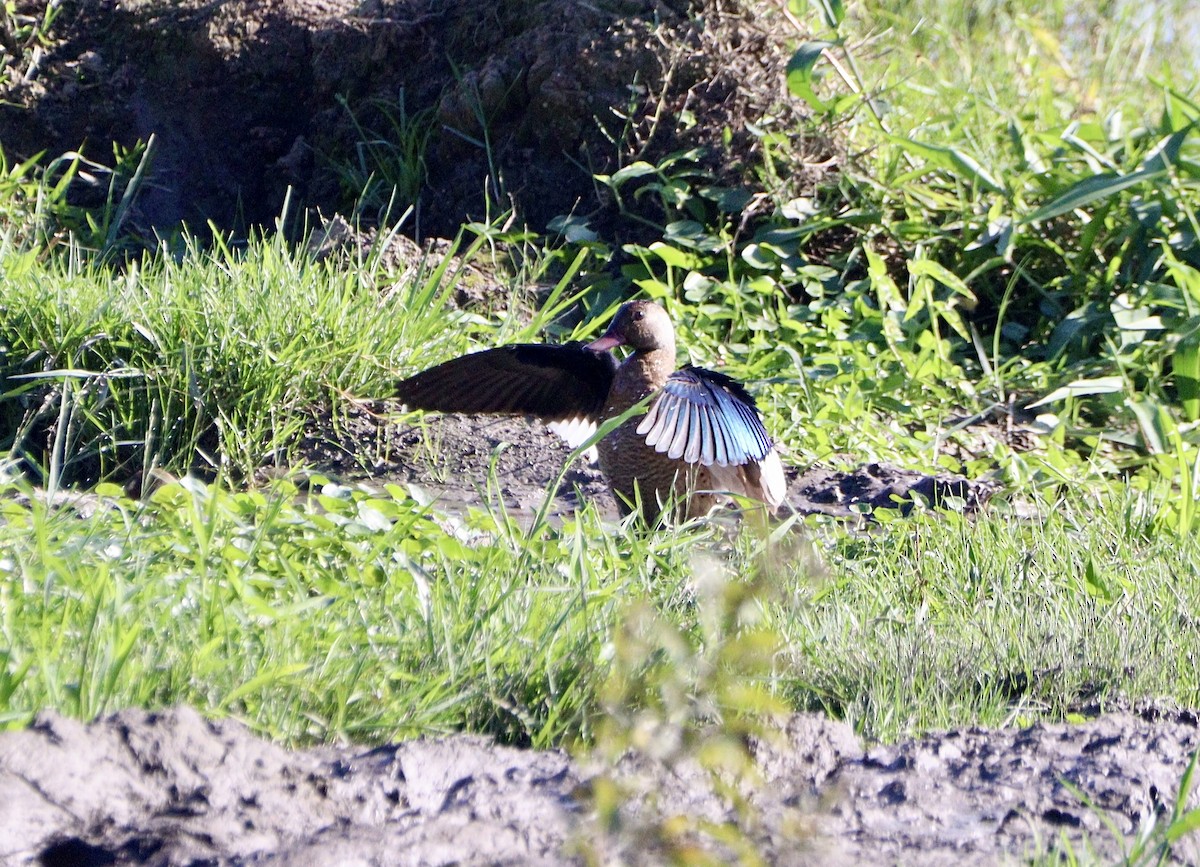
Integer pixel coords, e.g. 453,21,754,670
1,0,808,239
2,704,1197,865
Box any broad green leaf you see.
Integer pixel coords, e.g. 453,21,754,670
937,305,971,342
1140,122,1198,174
1028,376,1124,407
598,162,656,188
682,270,715,302
1128,397,1173,454
1112,312,1165,331
741,244,775,270
1079,557,1115,603
866,246,904,312
1024,169,1161,223
664,220,721,251
646,241,701,270
786,42,835,112
885,135,1004,193
1176,329,1200,421
547,214,598,243
699,186,753,213
866,246,905,353
356,503,394,533
908,259,977,302
1166,808,1200,843
815,0,844,27
1164,85,1200,132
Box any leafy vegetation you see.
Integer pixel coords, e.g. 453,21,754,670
1,472,1197,747
816,0,1200,533
577,0,1200,497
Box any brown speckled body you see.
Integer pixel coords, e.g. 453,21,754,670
594,313,717,523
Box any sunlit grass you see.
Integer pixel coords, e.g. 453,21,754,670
0,473,706,745
771,489,1200,740
837,0,1199,152
0,214,626,488
1,471,1194,747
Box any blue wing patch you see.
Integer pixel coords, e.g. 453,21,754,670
636,366,773,466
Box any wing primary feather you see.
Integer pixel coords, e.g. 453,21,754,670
645,395,676,451
714,390,749,462
636,400,660,437
698,406,716,464
641,367,776,465
490,378,524,412
731,391,770,458
668,397,692,460
711,407,730,465
730,406,759,459
397,344,615,421
708,375,770,463
684,402,702,463
646,395,674,453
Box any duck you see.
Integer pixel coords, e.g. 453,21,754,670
394,300,788,524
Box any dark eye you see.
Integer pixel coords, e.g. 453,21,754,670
632,309,644,321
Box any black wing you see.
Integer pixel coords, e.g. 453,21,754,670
396,342,618,423
635,365,773,466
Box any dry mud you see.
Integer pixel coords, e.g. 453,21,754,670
3,705,1199,865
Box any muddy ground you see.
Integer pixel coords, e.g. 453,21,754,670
3,704,1199,865
288,406,1000,522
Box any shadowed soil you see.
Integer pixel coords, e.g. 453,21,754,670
1,0,815,240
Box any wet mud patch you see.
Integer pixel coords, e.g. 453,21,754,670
289,400,998,523
2,704,1198,865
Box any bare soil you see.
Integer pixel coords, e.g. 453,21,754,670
1,0,817,240
288,403,999,522
3,704,1198,865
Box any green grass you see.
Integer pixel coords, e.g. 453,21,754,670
0,216,619,488
0,471,711,745
0,468,1194,747
715,0,1200,486
774,491,1200,738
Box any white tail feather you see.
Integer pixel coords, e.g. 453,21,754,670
707,449,787,512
